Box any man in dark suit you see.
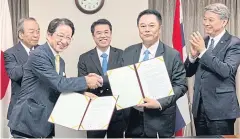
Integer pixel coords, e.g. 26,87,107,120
8,18,102,138
4,17,40,121
184,3,240,135
78,19,126,138
122,9,187,138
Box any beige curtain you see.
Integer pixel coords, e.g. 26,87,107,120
8,0,29,45
149,0,240,136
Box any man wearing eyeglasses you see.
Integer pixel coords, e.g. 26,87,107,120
78,19,126,138
8,18,102,138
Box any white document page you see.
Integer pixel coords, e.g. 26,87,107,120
80,96,118,130
107,65,144,110
48,93,90,130
136,56,174,99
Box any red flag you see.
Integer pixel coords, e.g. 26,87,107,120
1,51,10,99
172,0,190,136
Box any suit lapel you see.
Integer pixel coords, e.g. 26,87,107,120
90,48,103,75
212,31,231,55
155,41,165,57
16,42,29,63
108,46,117,70
133,43,142,63
43,43,56,68
201,32,231,77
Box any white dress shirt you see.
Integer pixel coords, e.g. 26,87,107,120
139,41,159,62
135,40,161,111
48,41,58,57
21,41,34,55
97,46,110,66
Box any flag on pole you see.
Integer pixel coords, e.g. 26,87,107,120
0,0,13,138
172,0,191,136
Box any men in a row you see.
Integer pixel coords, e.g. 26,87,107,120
7,18,101,138
5,2,240,138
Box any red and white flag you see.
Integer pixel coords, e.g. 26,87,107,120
172,0,191,136
0,0,13,138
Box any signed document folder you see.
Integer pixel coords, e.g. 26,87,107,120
48,93,118,130
107,56,174,110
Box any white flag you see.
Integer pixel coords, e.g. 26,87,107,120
0,0,13,138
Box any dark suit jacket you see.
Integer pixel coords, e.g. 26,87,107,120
184,31,240,120
77,46,124,122
122,41,187,137
4,42,33,119
8,43,87,138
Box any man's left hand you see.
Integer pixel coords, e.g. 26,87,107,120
137,97,161,109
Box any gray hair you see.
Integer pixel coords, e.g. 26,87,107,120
17,17,37,39
204,3,230,20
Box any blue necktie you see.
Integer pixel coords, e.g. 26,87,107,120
101,53,108,75
143,50,150,61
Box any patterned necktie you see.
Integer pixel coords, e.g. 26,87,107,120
101,53,108,75
208,39,215,51
29,47,33,55
143,50,150,61
55,54,60,74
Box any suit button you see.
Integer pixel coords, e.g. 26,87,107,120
106,89,109,91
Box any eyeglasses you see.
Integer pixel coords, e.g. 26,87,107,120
94,31,111,38
55,33,72,42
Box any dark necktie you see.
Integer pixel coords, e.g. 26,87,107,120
29,47,33,55
208,39,215,51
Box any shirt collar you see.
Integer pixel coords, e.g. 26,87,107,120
47,41,58,57
209,29,226,44
97,46,110,57
141,40,159,55
20,41,34,55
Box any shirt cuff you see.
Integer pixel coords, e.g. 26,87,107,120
198,49,207,58
188,54,197,63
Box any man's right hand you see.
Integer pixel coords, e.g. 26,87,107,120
189,45,199,59
85,73,102,89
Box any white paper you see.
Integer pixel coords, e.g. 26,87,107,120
107,65,144,110
80,96,117,130
48,93,90,130
137,56,174,99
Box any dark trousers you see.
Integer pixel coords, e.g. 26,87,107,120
194,98,235,136
87,119,126,138
11,130,34,138
11,128,54,138
125,108,158,138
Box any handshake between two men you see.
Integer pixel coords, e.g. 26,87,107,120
84,73,103,99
